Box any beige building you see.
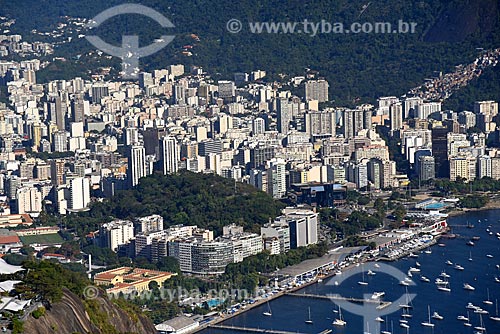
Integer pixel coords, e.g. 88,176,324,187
94,267,176,295
449,155,476,182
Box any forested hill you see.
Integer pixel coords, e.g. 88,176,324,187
3,0,500,105
63,171,285,236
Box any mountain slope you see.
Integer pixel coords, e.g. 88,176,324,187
23,289,156,334
3,0,500,105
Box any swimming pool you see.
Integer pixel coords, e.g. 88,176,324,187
423,202,447,209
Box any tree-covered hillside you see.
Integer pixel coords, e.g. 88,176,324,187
62,171,285,236
3,0,500,105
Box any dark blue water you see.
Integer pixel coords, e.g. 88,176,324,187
201,210,500,334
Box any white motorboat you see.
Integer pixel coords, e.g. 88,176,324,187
432,311,444,320
371,291,385,299
420,276,430,283
466,302,478,309
440,271,451,278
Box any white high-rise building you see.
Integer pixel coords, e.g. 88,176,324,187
477,155,492,179
261,221,291,253
69,177,90,210
159,136,179,174
124,127,140,146
377,96,399,116
100,220,135,252
268,159,286,199
389,102,403,133
304,111,336,136
404,97,423,118
252,117,265,135
128,145,146,187
283,208,318,246
52,131,68,152
449,155,476,182
16,187,42,214
474,100,498,117
416,102,441,119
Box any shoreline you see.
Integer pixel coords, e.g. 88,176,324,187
191,206,499,333
446,201,500,217
193,239,439,333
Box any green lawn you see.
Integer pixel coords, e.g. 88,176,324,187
19,233,64,245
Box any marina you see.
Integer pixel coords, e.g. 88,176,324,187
198,209,500,334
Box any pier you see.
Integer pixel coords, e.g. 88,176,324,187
210,324,308,334
286,293,391,309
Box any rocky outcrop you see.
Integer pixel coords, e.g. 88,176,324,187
23,289,156,334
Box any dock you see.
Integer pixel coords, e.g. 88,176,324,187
286,293,391,309
378,237,438,261
210,324,307,334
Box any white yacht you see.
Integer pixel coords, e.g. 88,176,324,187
474,314,486,331
464,283,475,291
421,305,435,327
432,311,444,320
437,280,451,292
358,265,368,285
483,288,493,305
467,302,478,309
420,276,430,283
263,300,272,316
371,291,385,299
332,306,346,326
490,299,500,322
440,271,451,278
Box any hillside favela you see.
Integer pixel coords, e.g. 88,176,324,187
0,1,500,334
